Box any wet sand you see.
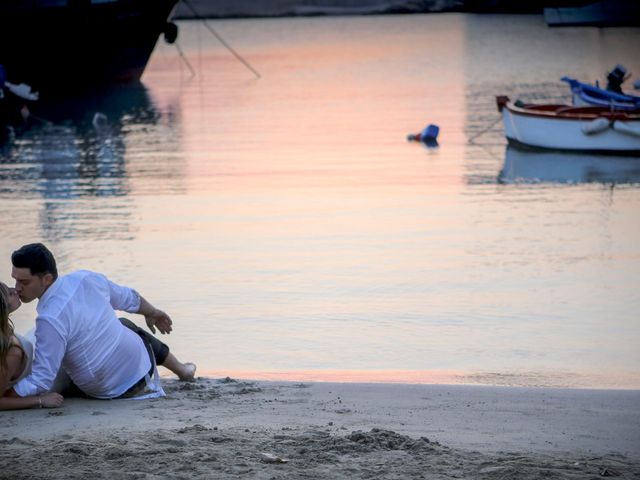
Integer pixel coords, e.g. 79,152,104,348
1,377,639,479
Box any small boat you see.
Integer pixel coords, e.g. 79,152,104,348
0,0,179,97
561,65,640,111
496,96,640,155
562,77,640,111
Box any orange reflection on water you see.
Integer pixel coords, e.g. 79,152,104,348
146,14,467,194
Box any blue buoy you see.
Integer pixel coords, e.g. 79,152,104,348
421,124,439,141
407,123,439,147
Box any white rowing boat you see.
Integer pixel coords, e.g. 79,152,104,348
496,96,640,154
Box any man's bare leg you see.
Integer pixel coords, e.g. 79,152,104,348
161,352,196,381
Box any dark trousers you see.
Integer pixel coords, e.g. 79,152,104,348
118,317,170,366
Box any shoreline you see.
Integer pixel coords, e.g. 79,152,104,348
3,376,639,478
179,369,640,391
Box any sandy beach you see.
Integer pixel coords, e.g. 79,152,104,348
2,377,639,479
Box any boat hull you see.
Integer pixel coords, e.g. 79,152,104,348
500,102,640,154
0,0,178,96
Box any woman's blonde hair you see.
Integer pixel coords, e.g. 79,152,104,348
0,282,15,370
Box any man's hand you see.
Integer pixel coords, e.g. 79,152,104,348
145,308,173,335
137,294,173,334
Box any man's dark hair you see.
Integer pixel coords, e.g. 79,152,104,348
11,243,58,280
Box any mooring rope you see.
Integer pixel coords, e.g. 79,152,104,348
180,0,262,79
467,115,503,145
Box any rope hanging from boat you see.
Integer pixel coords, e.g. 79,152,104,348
174,41,196,78
180,0,262,80
467,114,503,144
162,21,196,78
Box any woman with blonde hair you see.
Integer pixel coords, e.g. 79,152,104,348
0,281,63,409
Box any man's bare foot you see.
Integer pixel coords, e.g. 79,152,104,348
161,353,197,381
178,362,196,381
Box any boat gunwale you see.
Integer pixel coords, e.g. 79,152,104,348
505,102,640,121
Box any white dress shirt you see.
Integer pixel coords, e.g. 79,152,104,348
14,270,152,399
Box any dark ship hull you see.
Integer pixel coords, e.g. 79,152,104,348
0,0,178,97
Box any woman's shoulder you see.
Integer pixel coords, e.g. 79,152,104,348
1,339,25,385
7,337,25,359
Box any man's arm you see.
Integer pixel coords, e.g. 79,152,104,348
105,275,172,335
13,320,66,397
137,295,173,335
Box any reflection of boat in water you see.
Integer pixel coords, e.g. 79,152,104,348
498,146,640,184
35,82,159,130
0,0,179,96
0,82,185,241
0,83,157,199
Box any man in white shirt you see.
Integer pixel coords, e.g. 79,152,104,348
9,243,195,400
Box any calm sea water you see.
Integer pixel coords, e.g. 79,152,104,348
2,14,639,389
